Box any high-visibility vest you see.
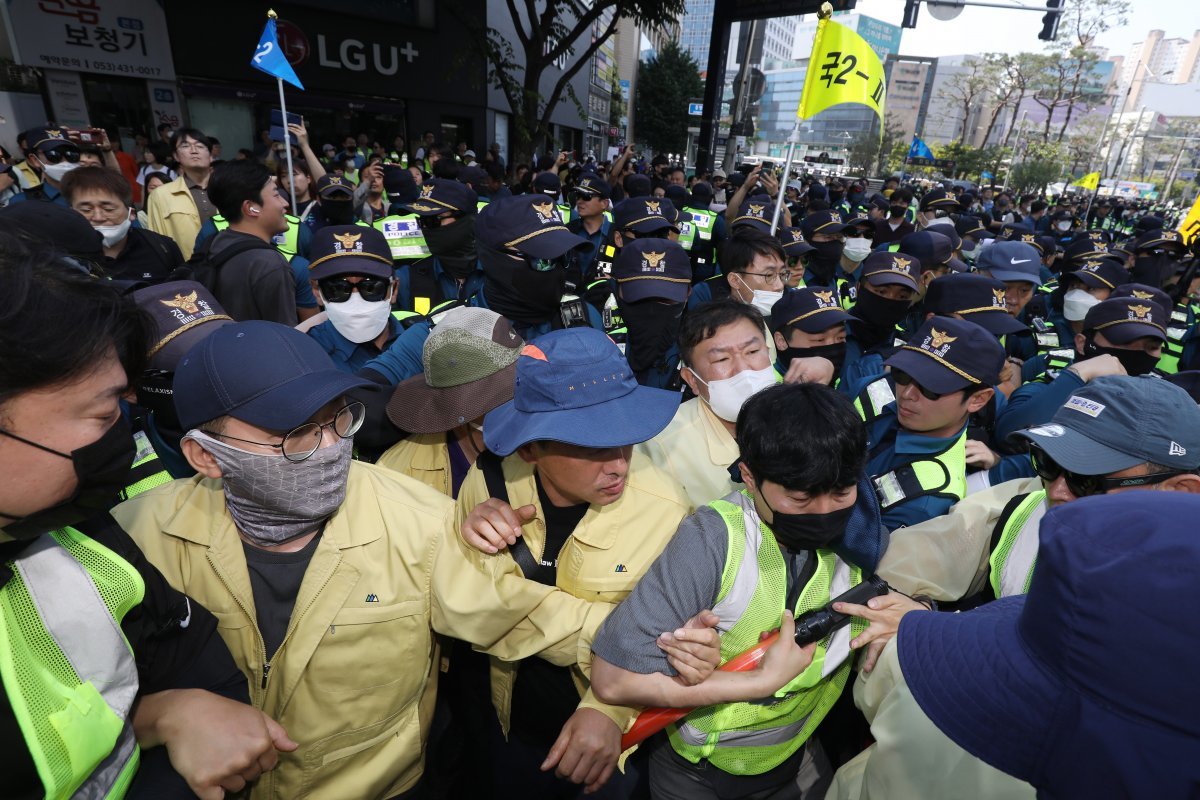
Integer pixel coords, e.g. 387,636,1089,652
668,490,863,775
213,213,301,262
372,214,430,262
117,428,173,502
835,276,858,311
0,527,145,799
1031,348,1077,383
988,490,1047,598
1157,302,1196,375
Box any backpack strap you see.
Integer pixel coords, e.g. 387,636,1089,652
474,450,541,579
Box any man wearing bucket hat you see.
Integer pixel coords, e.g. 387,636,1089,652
114,320,456,799
378,307,522,498
431,327,695,797
827,491,1200,799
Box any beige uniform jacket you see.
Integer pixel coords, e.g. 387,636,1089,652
113,463,453,800
431,453,690,735
376,432,452,497
635,397,739,511
876,477,1042,600
146,175,201,259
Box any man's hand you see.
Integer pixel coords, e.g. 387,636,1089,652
998,357,1022,397
541,707,621,793
782,356,835,386
753,611,817,695
1069,353,1125,382
834,592,929,673
360,162,383,186
137,689,297,800
965,439,1000,470
460,498,536,553
286,122,309,148
658,610,722,686
759,169,780,198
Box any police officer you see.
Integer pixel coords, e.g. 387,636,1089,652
6,127,82,206
610,238,691,388
770,286,854,383
873,187,915,246
778,226,815,288
841,251,922,389
594,196,680,324
798,209,851,290
1023,256,1130,369
369,163,429,267
675,181,727,283
851,316,1002,531
308,174,359,229
393,179,481,317
566,174,613,278
913,186,960,238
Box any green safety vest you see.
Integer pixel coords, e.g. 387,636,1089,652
1033,348,1076,383
213,213,301,262
835,277,857,311
853,377,968,511
0,528,145,799
557,203,573,223
668,490,863,775
387,151,409,168
118,429,173,502
372,214,430,262
988,490,1047,598
677,207,717,254
477,200,490,213
1029,316,1066,357
1157,303,1196,375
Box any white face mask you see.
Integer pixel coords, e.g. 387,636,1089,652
42,160,80,182
1063,288,1101,322
319,289,392,344
736,274,783,316
94,217,132,247
1055,220,1072,232
843,237,872,263
691,365,777,422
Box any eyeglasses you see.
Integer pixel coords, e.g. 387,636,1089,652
891,369,944,401
42,148,81,165
1030,445,1191,497
415,212,460,231
177,141,209,153
740,270,790,285
317,276,392,303
206,402,365,462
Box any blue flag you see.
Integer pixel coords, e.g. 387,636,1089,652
251,19,304,90
907,136,934,160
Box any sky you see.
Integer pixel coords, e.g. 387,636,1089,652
850,0,1200,61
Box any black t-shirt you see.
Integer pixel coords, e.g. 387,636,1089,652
507,474,589,744
105,227,185,284
0,515,249,800
242,533,322,660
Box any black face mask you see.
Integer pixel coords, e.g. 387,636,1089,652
425,214,477,280
889,205,907,219
762,492,855,552
480,243,568,325
1131,253,1177,289
321,199,355,225
779,342,846,384
620,299,684,373
0,416,135,540
851,288,911,341
807,240,845,286
1082,338,1159,377
828,191,844,205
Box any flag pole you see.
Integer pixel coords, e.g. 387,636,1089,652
770,122,801,235
268,9,299,214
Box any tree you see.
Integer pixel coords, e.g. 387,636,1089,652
1010,140,1066,194
1049,0,1130,141
634,40,703,155
935,57,990,145
454,0,684,166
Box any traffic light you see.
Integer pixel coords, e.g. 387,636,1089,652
1039,0,1063,41
902,0,920,29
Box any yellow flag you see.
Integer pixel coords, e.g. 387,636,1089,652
1180,194,1200,246
1074,172,1100,191
797,14,886,125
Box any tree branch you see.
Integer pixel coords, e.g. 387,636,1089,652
507,0,531,51
538,11,620,136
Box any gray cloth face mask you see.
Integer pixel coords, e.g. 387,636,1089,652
185,429,351,546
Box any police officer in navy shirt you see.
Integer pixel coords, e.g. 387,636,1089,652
395,179,484,316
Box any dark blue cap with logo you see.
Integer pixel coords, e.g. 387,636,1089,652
574,174,611,199
976,240,1043,286
1068,257,1130,291
897,230,954,273
955,215,994,240
923,273,1028,336
778,226,816,258
885,316,1004,393
1111,283,1172,317
315,174,355,198
21,126,76,154
1135,228,1186,253
799,209,850,238
483,327,680,456
1082,296,1167,344
532,171,561,197
897,491,1200,798
769,286,853,334
475,194,588,259
1063,235,1109,265
732,198,776,232
174,320,377,431
402,178,479,216
612,239,691,303
308,225,394,280
918,187,959,212
861,251,920,292
612,196,678,234
131,280,233,371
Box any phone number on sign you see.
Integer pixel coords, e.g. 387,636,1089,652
86,60,162,76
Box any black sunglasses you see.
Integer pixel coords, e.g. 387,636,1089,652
1030,445,1191,497
892,369,944,401
42,147,81,165
415,212,462,231
318,276,391,303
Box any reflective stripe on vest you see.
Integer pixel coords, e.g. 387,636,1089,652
118,430,173,502
1157,304,1192,374
373,214,430,261
853,376,895,424
1030,317,1063,355
669,490,862,774
214,215,300,262
0,529,144,798
1035,348,1076,383
835,277,857,311
871,428,968,511
989,490,1047,598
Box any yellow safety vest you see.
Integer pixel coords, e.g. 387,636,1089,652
213,214,301,262
988,490,1047,598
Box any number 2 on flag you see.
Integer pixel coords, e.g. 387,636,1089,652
254,41,274,64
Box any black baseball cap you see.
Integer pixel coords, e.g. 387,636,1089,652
1068,257,1130,291
769,286,853,334
919,187,959,212
612,196,678,234
1135,228,1186,254
956,215,994,240
886,316,1005,393
898,230,954,273
475,194,588,259
778,227,816,258
1063,236,1109,265
923,273,1028,336
861,251,920,292
307,225,394,280
532,171,561,197
315,174,355,198
612,239,691,303
800,210,850,238
1082,297,1167,345
403,179,478,216
574,175,611,199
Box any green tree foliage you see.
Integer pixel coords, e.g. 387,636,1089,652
1010,141,1066,193
633,40,703,155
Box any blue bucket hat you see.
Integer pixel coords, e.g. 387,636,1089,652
898,492,1200,797
174,320,377,431
483,328,680,456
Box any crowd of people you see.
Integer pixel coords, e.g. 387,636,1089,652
2,118,1200,800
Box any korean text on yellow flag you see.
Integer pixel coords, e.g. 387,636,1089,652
797,15,886,125
1180,194,1200,246
1074,172,1100,191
